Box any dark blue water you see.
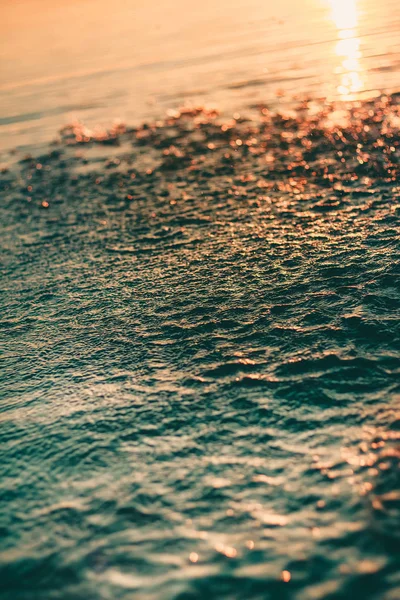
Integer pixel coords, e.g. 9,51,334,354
1,99,400,599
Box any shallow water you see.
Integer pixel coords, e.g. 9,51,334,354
1,97,400,598
1,1,400,598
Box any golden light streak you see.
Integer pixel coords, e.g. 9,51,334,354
327,0,364,98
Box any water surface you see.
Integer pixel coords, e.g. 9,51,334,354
1,2,400,599
1,0,400,153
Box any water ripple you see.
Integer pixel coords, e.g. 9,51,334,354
1,97,399,599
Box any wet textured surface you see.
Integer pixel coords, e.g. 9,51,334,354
1,97,400,599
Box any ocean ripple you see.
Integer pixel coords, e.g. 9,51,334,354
1,97,400,599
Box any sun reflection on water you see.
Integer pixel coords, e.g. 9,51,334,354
327,0,364,98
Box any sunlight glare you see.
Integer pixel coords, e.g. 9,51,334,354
329,0,358,30
327,0,364,98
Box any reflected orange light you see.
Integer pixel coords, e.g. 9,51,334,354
329,0,358,30
327,0,364,98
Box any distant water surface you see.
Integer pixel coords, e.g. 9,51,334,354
1,0,400,154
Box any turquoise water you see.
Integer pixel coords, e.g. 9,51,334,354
1,98,399,598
